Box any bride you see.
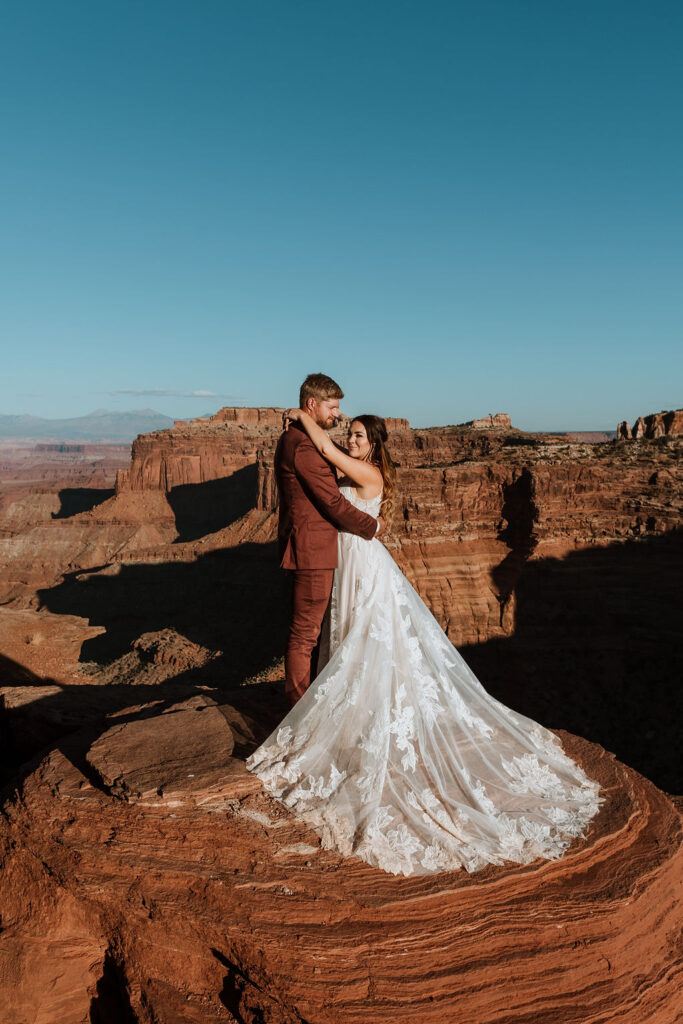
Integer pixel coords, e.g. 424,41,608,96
246,411,603,876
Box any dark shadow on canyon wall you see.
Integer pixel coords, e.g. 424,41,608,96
0,654,61,784
38,541,288,683
212,947,275,1024
53,488,115,518
492,469,539,616
3,529,681,795
0,655,288,794
464,528,683,793
167,464,259,542
89,950,137,1024
0,540,291,787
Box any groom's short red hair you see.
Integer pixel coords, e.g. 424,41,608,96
299,373,344,408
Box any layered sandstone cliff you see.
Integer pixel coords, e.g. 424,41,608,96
1,408,681,786
115,409,412,494
0,690,680,1024
468,412,512,429
1,408,682,1023
617,407,683,440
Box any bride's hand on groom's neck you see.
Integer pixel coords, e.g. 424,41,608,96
283,408,302,431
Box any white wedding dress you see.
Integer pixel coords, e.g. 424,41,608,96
246,487,603,876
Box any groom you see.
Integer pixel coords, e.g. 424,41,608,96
276,372,381,705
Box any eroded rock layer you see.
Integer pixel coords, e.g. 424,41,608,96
1,409,682,791
1,699,681,1024
619,408,683,440
1,409,682,1022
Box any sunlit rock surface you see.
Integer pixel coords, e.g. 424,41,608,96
1,697,681,1023
1,407,682,1021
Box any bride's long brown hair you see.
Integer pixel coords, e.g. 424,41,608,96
353,414,397,528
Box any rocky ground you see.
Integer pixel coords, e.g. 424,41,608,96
0,409,681,1022
1,690,681,1023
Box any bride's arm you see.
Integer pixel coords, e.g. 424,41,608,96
286,410,381,489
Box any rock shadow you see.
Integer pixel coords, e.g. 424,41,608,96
89,950,137,1024
0,541,291,785
9,527,683,797
53,487,115,518
167,465,259,542
462,528,683,792
38,541,288,683
0,653,62,784
0,656,287,792
212,947,302,1024
492,469,538,621
213,948,254,1023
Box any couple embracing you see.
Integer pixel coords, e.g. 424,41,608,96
247,373,603,877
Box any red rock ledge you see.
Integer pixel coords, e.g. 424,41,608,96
1,696,680,1024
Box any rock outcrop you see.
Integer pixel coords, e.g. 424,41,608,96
1,408,682,1022
1,408,682,789
468,412,512,429
0,694,680,1024
114,409,412,496
618,408,683,440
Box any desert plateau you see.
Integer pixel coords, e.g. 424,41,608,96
1,408,681,1023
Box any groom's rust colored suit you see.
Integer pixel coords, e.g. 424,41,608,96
275,422,377,705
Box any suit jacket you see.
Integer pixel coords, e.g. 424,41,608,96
275,423,378,569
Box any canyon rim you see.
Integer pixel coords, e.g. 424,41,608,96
0,408,681,1023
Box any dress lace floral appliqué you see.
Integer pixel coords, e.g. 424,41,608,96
246,486,603,876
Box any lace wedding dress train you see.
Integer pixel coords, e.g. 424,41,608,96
246,488,603,876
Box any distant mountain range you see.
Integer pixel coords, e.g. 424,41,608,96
0,408,176,441
554,430,618,441
0,409,622,443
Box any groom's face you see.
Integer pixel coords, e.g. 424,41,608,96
309,397,341,430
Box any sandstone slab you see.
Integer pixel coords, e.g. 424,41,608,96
86,696,258,807
1,702,680,1024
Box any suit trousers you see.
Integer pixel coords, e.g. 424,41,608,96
285,568,335,705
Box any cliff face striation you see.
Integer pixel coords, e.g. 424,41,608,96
1,408,682,785
0,692,681,1024
468,412,512,429
618,407,683,440
1,407,682,1022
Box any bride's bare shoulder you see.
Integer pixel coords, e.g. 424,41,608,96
339,469,382,501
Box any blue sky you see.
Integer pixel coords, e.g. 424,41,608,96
1,0,681,430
